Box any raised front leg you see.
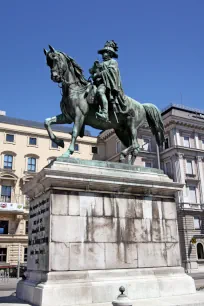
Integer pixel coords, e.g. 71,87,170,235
62,112,85,158
44,113,70,148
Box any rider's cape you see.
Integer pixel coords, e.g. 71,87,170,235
87,59,127,111
99,59,127,110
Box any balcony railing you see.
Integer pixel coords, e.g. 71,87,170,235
0,234,28,241
186,173,196,178
0,196,11,203
179,202,201,210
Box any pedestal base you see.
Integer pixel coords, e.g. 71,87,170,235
17,267,196,306
17,159,200,305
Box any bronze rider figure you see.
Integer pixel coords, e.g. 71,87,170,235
89,40,126,122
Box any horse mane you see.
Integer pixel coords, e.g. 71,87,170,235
59,52,89,86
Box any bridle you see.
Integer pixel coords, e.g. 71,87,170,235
52,53,91,93
50,53,79,88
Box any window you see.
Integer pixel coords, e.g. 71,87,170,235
4,155,13,169
24,248,28,262
0,221,9,234
6,134,14,143
74,144,79,151
51,141,58,149
186,160,193,175
184,136,190,148
27,157,36,172
188,186,197,203
145,161,152,168
164,137,169,149
29,137,37,146
25,221,28,235
116,141,121,153
92,146,98,154
1,186,11,202
0,248,7,262
143,138,151,152
194,217,201,230
197,243,204,259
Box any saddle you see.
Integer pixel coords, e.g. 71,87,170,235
84,83,97,104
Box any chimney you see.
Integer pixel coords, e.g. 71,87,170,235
0,110,6,116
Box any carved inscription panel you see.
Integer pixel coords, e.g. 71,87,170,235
28,194,50,271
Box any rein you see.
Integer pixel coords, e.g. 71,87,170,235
58,77,91,95
56,52,91,93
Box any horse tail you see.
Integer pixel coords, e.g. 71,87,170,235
143,103,165,147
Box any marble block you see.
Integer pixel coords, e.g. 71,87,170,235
16,158,198,306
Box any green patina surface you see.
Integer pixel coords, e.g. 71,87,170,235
44,42,165,165
55,157,164,174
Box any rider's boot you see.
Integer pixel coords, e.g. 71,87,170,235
96,96,109,121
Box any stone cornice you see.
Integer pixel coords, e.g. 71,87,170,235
160,145,204,157
164,118,204,131
98,129,114,140
23,158,183,199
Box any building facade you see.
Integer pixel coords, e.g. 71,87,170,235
161,104,204,272
99,104,204,272
0,112,104,268
1,104,204,273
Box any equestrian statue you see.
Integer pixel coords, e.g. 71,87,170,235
43,41,164,164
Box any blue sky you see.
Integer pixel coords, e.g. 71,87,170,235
0,0,204,136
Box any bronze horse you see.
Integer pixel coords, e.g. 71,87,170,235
43,45,164,164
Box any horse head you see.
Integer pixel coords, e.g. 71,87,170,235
43,45,88,86
44,45,68,83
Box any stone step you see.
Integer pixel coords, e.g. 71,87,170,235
1,292,204,306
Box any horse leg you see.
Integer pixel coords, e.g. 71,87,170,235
114,128,132,163
62,112,85,158
119,145,133,162
44,113,70,148
129,126,140,165
120,117,141,165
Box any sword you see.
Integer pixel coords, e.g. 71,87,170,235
112,102,119,123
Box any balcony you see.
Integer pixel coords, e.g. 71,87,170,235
0,196,11,203
0,234,28,242
0,201,24,214
186,173,196,178
185,174,199,183
179,202,201,210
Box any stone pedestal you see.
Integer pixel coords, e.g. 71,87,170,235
17,158,198,306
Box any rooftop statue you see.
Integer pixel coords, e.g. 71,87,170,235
43,42,164,164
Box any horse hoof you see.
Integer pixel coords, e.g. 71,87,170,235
55,139,64,148
58,139,65,148
61,152,71,158
119,154,126,162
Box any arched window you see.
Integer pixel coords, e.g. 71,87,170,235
4,155,13,169
197,243,204,259
24,154,39,173
28,157,36,172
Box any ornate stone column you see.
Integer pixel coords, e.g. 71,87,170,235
172,128,181,146
194,133,199,149
174,153,186,203
196,156,204,204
